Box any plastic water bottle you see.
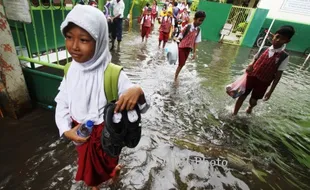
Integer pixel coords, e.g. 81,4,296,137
74,120,94,146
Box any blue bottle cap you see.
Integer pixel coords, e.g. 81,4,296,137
86,120,94,128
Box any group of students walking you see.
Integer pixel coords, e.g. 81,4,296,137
139,1,205,82
54,1,296,190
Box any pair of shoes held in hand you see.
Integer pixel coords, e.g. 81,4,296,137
101,102,142,157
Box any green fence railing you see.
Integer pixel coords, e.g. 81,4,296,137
4,0,136,107
8,0,115,71
8,0,135,71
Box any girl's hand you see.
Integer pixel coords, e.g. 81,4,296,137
114,86,143,113
64,124,89,143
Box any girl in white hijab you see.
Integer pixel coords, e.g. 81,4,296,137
55,5,146,189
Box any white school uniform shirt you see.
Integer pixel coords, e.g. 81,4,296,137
140,15,154,25
254,44,289,71
155,6,159,12
160,16,175,26
112,0,125,18
178,23,202,43
55,71,134,137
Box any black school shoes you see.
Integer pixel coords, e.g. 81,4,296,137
101,102,142,158
124,105,141,148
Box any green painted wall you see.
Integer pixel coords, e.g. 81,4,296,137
198,1,232,42
241,8,269,47
262,19,310,53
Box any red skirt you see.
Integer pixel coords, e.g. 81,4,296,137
159,31,169,42
141,26,151,38
178,47,191,67
73,121,119,186
151,13,157,20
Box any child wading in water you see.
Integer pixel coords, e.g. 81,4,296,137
140,7,154,43
233,25,295,115
174,11,206,82
158,10,175,48
55,5,146,190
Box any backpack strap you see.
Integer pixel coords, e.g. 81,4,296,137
104,63,123,103
182,24,200,40
182,24,191,39
63,62,123,103
64,62,71,77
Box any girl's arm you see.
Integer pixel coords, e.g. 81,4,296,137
55,78,89,143
192,29,202,59
55,78,72,137
115,71,148,113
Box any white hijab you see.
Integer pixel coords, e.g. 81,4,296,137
60,5,111,124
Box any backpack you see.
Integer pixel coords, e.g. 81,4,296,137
255,46,288,68
64,63,123,102
182,24,200,41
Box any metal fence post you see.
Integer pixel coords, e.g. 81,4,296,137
98,0,104,11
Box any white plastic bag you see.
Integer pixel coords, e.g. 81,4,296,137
164,42,178,65
226,73,247,99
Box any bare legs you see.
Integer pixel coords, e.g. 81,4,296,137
158,40,167,48
246,98,257,114
233,95,258,115
107,164,123,185
162,41,167,48
174,65,184,82
91,164,123,189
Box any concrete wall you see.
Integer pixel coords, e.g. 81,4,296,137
258,0,310,24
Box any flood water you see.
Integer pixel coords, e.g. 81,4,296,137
0,23,310,190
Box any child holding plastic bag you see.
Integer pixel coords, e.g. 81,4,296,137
174,11,206,82
165,41,178,65
231,25,295,115
226,73,247,99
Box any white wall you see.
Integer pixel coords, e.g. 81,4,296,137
257,0,310,24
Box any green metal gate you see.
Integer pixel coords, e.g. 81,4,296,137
220,5,255,45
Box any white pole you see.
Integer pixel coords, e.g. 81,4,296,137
258,0,286,53
304,53,310,64
258,17,276,53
